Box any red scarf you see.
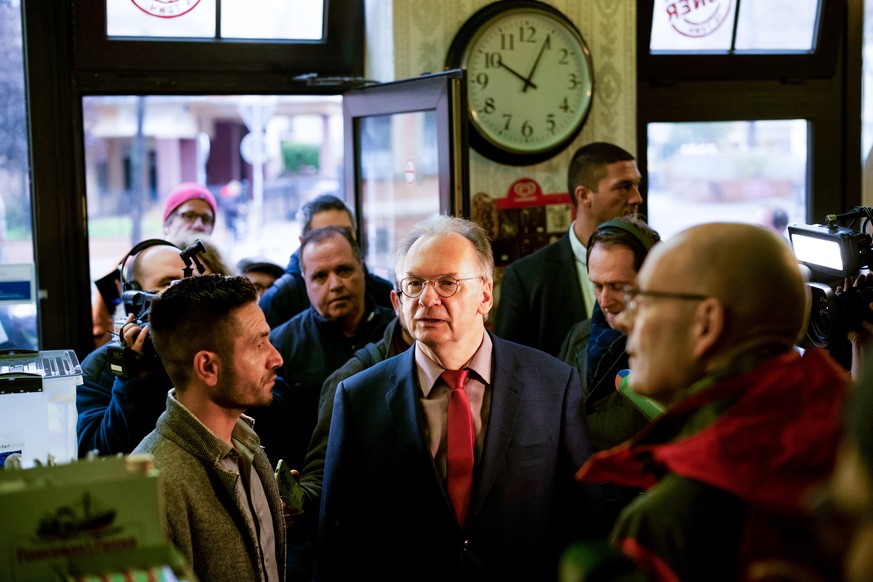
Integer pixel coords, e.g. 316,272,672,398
577,349,849,513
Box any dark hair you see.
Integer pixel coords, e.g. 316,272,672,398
298,194,356,235
299,226,363,275
771,206,789,231
237,257,284,279
149,274,258,388
586,215,660,272
567,142,636,209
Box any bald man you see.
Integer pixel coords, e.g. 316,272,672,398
577,223,850,581
78,242,206,457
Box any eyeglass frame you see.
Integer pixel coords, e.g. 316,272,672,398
622,285,710,321
398,275,482,299
172,210,215,226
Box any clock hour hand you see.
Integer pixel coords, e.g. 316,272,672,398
522,37,549,93
497,61,538,91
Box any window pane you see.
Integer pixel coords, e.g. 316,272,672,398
650,0,736,52
221,0,324,40
358,111,441,280
735,0,820,51
863,0,873,197
649,0,821,53
107,0,216,38
0,0,37,351
82,93,343,329
646,121,808,241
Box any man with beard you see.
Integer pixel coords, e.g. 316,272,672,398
133,274,286,582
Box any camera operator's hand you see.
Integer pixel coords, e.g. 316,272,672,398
839,274,873,379
119,313,150,354
115,313,160,380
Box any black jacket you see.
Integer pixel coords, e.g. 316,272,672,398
495,233,588,357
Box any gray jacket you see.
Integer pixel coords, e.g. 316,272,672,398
134,392,286,582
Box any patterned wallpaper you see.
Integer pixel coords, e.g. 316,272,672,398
366,0,637,202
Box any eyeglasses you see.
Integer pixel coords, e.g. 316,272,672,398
174,211,214,226
622,285,709,321
399,275,481,299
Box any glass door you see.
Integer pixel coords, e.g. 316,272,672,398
343,70,469,280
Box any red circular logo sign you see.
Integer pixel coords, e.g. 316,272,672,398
665,0,733,38
131,0,202,19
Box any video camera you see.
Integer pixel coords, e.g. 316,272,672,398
109,239,208,378
788,206,873,350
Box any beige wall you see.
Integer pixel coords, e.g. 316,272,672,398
366,0,637,200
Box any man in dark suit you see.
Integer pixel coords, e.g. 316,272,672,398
495,142,643,356
316,215,600,580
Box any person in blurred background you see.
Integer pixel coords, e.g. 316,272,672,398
91,182,218,349
238,257,285,298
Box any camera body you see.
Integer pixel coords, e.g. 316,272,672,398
788,208,873,349
107,239,207,378
108,290,159,379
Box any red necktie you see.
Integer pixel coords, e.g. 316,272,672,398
443,368,474,527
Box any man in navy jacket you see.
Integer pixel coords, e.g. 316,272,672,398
317,216,600,580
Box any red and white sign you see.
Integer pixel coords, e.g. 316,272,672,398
131,0,201,19
404,160,416,186
664,0,732,38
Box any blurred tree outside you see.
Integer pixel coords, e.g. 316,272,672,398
0,0,29,250
281,142,319,174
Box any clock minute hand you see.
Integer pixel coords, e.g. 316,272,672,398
498,61,538,91
522,37,549,93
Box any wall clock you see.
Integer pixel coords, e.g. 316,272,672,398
446,0,594,166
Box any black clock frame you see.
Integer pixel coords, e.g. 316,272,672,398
445,0,594,166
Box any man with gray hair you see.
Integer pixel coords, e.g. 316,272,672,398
317,215,598,580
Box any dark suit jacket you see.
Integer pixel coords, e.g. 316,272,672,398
316,333,601,581
495,233,588,357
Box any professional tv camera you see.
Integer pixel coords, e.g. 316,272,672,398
108,239,207,378
788,206,873,351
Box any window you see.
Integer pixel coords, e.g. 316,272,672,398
639,0,840,80
650,0,821,53
107,0,325,41
638,0,856,242
647,120,807,239
0,0,37,351
73,0,362,74
83,94,344,306
24,0,365,357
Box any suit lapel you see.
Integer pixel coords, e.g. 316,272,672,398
557,234,587,320
384,349,429,453
467,335,522,524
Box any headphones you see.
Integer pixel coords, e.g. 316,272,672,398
595,218,659,252
118,239,181,292
586,218,661,270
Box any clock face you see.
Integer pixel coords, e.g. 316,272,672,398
449,3,594,165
